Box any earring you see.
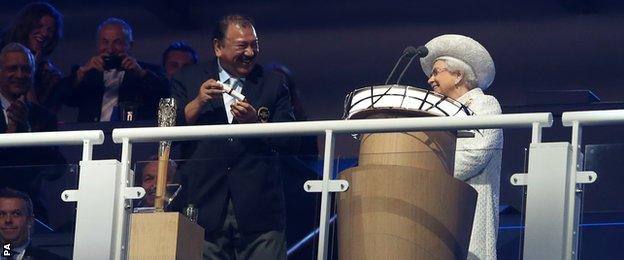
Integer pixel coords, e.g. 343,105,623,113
454,78,460,85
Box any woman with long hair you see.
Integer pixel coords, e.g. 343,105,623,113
1,2,64,112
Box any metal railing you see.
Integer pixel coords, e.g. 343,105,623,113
0,130,104,160
559,109,624,260
0,130,105,258
112,113,552,260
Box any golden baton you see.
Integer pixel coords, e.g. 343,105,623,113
155,98,177,211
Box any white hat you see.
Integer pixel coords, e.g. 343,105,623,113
420,34,495,90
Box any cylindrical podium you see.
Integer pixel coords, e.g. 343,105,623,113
338,85,478,259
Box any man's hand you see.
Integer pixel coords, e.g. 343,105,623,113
195,79,224,105
231,100,258,123
120,54,146,78
76,54,105,83
5,96,29,133
184,79,224,125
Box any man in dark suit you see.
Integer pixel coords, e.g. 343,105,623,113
0,43,66,223
171,14,297,259
63,17,169,122
0,188,66,260
161,41,198,80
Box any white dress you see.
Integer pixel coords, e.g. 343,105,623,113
454,88,504,260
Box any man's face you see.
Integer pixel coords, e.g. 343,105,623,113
141,161,176,207
0,198,32,245
214,23,259,78
141,162,158,207
0,52,33,100
97,25,131,56
164,50,195,80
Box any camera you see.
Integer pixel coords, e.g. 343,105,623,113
103,55,123,70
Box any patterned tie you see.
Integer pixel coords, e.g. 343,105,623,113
225,78,240,123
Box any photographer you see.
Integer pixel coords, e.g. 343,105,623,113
61,17,169,122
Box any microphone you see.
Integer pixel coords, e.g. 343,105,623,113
384,46,418,85
395,45,428,85
372,46,428,108
415,45,428,58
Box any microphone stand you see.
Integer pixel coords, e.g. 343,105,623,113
371,46,418,108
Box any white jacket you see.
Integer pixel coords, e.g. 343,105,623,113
455,88,504,260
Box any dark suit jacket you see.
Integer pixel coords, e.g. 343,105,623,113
62,61,169,122
170,60,297,234
0,102,66,222
23,244,68,260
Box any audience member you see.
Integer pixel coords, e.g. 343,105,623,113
162,41,198,80
0,188,66,260
0,43,66,223
137,157,177,207
171,14,298,259
1,2,65,113
62,17,169,122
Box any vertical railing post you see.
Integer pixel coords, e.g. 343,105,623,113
82,139,93,161
317,130,336,260
514,118,595,260
531,122,542,144
566,121,584,259
113,138,133,260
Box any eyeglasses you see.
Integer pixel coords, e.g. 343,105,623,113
430,68,450,77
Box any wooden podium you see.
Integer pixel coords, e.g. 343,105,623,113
128,212,204,260
337,114,478,259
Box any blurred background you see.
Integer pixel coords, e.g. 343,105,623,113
2,0,624,121
2,0,624,259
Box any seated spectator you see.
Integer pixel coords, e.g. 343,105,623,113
0,188,66,260
0,43,66,223
61,17,169,122
1,2,65,113
162,41,198,80
137,157,177,207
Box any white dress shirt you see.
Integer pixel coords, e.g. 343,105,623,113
0,91,10,126
100,69,125,121
217,61,244,124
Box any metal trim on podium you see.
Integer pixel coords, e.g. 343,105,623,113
338,85,477,259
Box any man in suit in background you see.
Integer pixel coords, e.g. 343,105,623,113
162,41,198,80
171,14,297,259
0,188,65,260
0,42,65,223
138,157,177,208
63,17,169,122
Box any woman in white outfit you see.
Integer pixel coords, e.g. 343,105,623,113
420,34,503,260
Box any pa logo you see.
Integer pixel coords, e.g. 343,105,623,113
2,243,11,257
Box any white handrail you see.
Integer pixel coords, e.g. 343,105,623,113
557,109,624,260
0,130,104,161
110,112,552,260
562,109,624,126
0,130,107,259
0,130,104,147
112,112,552,143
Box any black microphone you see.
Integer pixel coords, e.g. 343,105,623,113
384,46,418,85
371,46,428,108
395,45,428,85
